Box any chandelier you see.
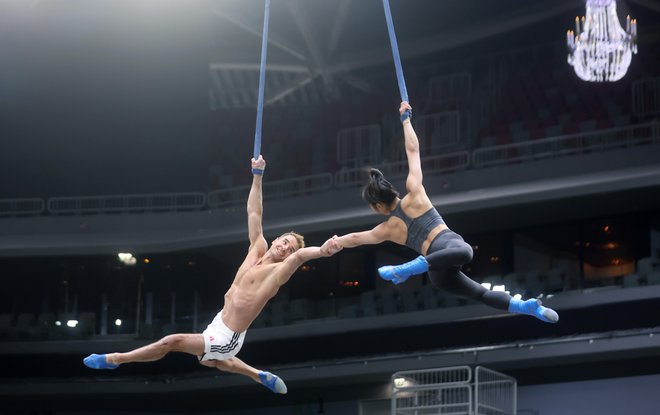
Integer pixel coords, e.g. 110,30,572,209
566,0,637,82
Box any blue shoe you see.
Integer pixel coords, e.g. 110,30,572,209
378,255,429,284
508,298,559,324
258,371,287,394
83,353,119,370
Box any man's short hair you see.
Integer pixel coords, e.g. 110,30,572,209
281,231,305,250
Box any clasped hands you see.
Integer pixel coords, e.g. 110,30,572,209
320,235,343,257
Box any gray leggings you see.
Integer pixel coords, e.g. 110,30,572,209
426,230,511,310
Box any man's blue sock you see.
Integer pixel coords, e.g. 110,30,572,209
258,371,287,394
83,354,119,370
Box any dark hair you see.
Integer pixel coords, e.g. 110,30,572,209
362,168,399,206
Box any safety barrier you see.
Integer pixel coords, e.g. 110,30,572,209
473,121,660,168
2,121,657,216
47,193,206,214
413,110,462,149
208,173,333,208
391,365,516,415
336,124,382,168
633,76,660,117
0,198,45,216
334,151,470,189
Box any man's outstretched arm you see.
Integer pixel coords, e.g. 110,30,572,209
274,237,342,285
247,156,267,249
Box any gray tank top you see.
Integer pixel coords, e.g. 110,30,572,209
389,201,445,253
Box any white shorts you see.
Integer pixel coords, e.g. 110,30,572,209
198,310,246,362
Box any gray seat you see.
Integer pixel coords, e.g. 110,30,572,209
15,313,35,339
0,314,12,340
288,298,309,323
622,273,641,288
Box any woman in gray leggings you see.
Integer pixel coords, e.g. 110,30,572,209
330,101,557,323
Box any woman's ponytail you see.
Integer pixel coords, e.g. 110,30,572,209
362,168,399,206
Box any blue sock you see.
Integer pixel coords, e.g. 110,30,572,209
83,353,119,370
258,371,287,394
508,298,559,323
378,255,429,284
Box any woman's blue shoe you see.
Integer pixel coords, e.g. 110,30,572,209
378,255,429,284
508,298,559,323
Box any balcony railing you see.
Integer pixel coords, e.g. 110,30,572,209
472,121,660,168
1,123,657,216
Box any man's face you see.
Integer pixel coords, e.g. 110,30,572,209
270,234,299,261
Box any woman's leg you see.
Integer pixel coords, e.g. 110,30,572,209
379,232,473,284
429,268,559,322
425,236,473,270
429,268,511,310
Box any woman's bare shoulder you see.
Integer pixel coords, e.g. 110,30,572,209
401,192,433,217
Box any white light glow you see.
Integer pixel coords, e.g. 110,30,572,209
493,285,507,292
481,282,492,290
115,319,122,326
394,377,406,387
66,320,78,328
513,294,523,300
55,320,62,326
118,253,137,266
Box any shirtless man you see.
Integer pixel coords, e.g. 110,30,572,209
83,156,342,394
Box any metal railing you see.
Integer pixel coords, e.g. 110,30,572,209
336,124,382,168
335,151,470,189
263,172,333,200
475,366,517,415
392,366,473,415
633,76,660,117
47,192,206,214
1,121,657,216
391,366,516,415
428,72,472,104
207,173,333,209
207,185,251,209
473,121,660,168
0,198,45,216
413,110,462,149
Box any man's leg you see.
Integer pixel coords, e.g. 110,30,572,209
84,333,205,369
200,357,287,394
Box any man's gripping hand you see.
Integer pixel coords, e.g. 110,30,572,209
320,236,343,257
399,101,412,123
252,155,266,175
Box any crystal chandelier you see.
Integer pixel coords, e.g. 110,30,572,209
566,0,637,82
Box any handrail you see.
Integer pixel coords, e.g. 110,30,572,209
48,192,206,214
0,198,45,216
473,121,660,168
632,76,660,117
208,173,333,209
1,122,657,216
335,151,470,189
